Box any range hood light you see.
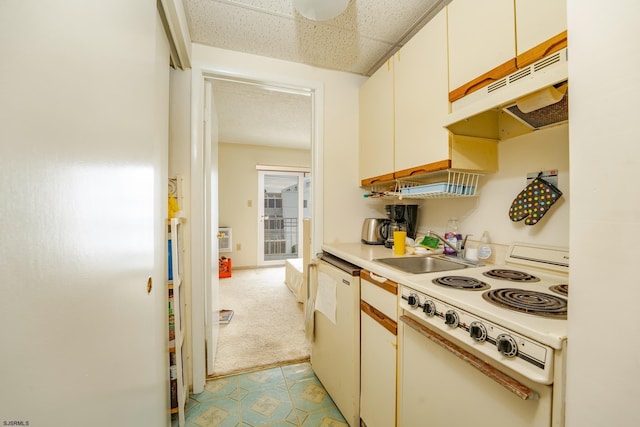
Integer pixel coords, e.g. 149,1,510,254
516,83,568,113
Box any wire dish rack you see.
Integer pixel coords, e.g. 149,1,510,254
364,170,482,200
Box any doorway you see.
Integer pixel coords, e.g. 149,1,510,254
190,67,324,392
258,170,310,266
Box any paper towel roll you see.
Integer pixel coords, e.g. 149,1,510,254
516,83,568,113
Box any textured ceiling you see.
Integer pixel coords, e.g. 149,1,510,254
212,79,312,149
184,0,449,149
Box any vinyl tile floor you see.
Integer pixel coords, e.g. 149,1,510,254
179,362,348,426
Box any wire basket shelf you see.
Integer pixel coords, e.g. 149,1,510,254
364,170,482,200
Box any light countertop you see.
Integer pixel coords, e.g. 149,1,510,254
321,241,450,284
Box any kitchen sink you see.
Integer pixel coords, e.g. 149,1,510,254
374,255,473,274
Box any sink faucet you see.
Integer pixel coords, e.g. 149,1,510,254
425,231,484,266
426,230,463,256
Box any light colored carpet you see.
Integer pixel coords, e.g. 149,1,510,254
211,266,311,378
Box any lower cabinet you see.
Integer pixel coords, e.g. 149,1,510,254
360,271,398,427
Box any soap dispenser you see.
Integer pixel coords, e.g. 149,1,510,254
478,231,492,260
444,216,459,255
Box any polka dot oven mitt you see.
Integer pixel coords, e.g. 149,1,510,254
509,174,562,225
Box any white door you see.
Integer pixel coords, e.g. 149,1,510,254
204,82,221,376
190,80,221,393
0,2,170,426
257,171,308,266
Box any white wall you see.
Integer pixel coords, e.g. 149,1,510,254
566,1,640,425
190,44,374,248
218,143,311,267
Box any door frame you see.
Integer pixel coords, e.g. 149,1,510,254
190,66,324,393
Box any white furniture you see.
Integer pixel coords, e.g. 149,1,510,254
360,270,398,427
218,227,232,253
168,218,186,426
285,219,312,303
284,258,304,302
311,254,361,427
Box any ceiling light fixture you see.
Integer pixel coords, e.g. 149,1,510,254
293,0,349,21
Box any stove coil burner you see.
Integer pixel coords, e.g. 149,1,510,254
482,269,540,282
432,276,490,291
549,284,569,297
482,288,567,318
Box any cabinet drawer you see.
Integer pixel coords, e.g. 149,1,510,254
360,270,397,320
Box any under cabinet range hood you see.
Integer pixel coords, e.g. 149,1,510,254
445,48,568,140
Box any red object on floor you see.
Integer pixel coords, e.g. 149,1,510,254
219,257,232,278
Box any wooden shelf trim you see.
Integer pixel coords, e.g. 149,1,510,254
361,172,396,187
516,30,568,69
449,59,518,103
449,31,568,103
394,160,451,180
361,160,452,187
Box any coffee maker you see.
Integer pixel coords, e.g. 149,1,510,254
384,204,419,248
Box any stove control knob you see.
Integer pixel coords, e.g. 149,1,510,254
496,334,518,358
422,300,436,316
469,321,487,342
406,293,420,308
444,310,459,328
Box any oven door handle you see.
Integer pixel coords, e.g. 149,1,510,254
400,315,539,401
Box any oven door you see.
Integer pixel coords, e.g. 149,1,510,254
399,314,553,427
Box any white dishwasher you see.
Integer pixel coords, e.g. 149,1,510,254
311,252,361,427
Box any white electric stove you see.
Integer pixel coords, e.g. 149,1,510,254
398,243,569,427
399,243,569,385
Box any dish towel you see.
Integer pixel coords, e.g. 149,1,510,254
509,173,563,225
314,271,337,324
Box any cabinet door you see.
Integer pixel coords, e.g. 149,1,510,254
516,0,566,55
516,0,567,66
394,9,449,175
359,60,394,183
360,310,397,427
447,0,516,98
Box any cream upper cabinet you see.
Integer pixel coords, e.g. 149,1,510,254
359,7,498,185
359,60,394,183
516,0,567,56
394,9,449,175
448,0,567,102
447,0,516,94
